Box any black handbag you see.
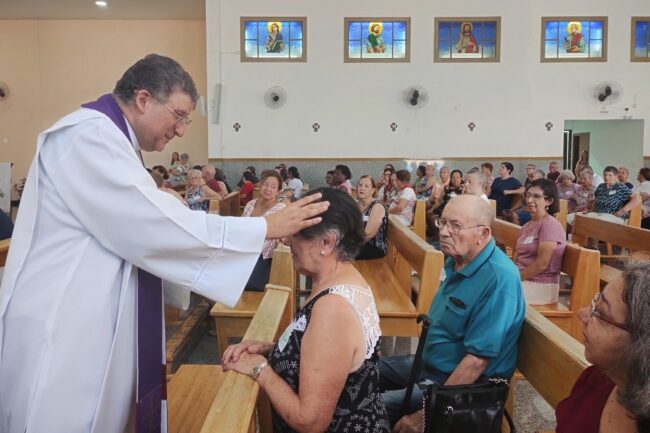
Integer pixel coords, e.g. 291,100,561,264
401,315,516,433
423,379,515,433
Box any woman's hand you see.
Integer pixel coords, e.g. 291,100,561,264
221,340,273,365
222,351,267,377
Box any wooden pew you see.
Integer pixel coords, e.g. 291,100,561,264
210,244,295,356
491,218,600,341
506,308,589,432
628,202,642,228
572,213,650,285
557,199,568,233
168,284,292,433
410,199,426,240
354,216,444,336
208,191,241,216
166,301,210,377
0,238,9,266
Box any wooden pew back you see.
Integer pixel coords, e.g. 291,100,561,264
0,238,9,267
386,215,443,319
572,213,650,254
517,308,589,408
208,191,241,217
628,202,642,228
410,199,426,240
200,284,291,433
557,199,568,233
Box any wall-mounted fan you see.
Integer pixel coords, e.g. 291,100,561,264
594,81,623,105
0,82,9,101
264,86,287,109
403,86,428,109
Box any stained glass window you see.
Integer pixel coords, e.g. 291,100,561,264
632,17,650,62
344,18,410,62
241,17,306,62
435,18,501,62
541,17,607,62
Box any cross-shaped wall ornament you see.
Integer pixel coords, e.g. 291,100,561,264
467,122,476,131
390,122,398,132
312,122,320,132
545,121,554,131
233,122,241,132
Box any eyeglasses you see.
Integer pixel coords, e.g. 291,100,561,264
588,292,631,332
434,217,486,235
153,97,192,128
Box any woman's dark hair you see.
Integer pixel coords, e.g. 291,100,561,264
640,168,650,182
192,165,202,170
152,165,169,180
384,164,395,171
298,188,364,261
450,169,463,180
395,169,411,183
242,171,256,182
604,165,619,176
416,165,426,177
527,178,560,215
619,261,650,433
335,164,352,180
171,152,180,165
501,162,514,174
288,166,300,179
214,167,226,181
260,171,283,191
114,54,198,104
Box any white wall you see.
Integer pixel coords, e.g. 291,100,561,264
206,0,650,160
567,119,644,182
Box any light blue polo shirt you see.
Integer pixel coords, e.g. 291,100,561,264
423,239,525,378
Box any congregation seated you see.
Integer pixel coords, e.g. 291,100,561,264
488,161,523,215
568,166,641,226
572,168,597,214
547,160,561,182
387,170,416,226
377,167,395,202
355,175,388,260
284,166,304,200
515,179,567,305
169,152,190,186
214,167,232,193
324,169,335,187
222,188,390,433
151,171,185,204
438,165,451,188
201,164,227,196
430,169,463,217
462,169,489,202
557,169,579,212
242,171,286,291
414,165,437,199
618,166,634,189
334,164,353,194
380,195,525,428
152,164,171,186
480,162,495,193
185,169,222,212
634,167,650,229
556,261,650,433
238,171,256,206
508,169,545,226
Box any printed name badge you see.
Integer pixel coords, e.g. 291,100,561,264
609,190,616,195
523,236,535,244
277,315,307,352
566,191,573,196
363,215,369,222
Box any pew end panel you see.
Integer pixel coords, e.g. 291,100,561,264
410,199,426,240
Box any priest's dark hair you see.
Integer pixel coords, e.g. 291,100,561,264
114,53,199,104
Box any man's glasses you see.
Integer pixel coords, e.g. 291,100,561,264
434,217,485,235
154,97,192,128
588,292,631,332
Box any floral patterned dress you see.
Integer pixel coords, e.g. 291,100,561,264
268,285,390,433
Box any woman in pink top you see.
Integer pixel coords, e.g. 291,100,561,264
515,178,566,305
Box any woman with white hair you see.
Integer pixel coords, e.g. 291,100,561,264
557,169,579,213
184,168,222,212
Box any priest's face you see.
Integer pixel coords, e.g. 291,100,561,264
138,91,194,152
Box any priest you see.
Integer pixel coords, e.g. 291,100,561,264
0,54,328,433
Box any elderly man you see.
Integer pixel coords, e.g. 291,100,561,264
463,170,489,202
201,164,227,196
379,195,525,431
0,54,327,433
547,161,560,182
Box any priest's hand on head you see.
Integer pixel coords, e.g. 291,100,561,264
265,193,329,239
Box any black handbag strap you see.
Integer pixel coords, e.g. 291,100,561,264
400,314,432,417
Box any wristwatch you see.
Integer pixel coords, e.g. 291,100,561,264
250,361,268,380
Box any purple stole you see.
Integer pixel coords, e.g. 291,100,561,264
82,94,166,433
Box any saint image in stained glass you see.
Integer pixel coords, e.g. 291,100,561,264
266,21,285,53
456,22,479,54
564,21,586,54
366,22,386,54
